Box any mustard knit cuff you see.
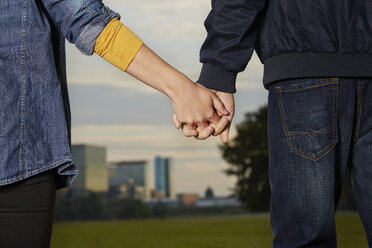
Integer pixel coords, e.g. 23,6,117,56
94,18,143,71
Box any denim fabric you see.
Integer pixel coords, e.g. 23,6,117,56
268,77,372,247
0,0,119,188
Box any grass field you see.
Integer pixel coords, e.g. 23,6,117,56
51,213,368,248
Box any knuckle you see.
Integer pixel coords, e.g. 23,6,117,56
194,120,202,125
182,131,191,137
205,110,214,119
186,118,197,125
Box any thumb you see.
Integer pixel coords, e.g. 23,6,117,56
211,94,229,116
173,114,181,129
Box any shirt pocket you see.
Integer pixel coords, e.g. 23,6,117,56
274,78,339,161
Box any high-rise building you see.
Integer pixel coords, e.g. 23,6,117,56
109,160,149,200
154,156,174,199
70,144,108,193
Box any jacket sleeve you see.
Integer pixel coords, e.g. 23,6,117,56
197,0,267,93
41,0,120,55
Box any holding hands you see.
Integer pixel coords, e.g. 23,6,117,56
126,44,234,142
173,87,234,143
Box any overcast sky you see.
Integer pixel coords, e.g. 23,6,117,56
66,0,268,196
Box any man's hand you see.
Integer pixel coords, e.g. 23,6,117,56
210,90,235,143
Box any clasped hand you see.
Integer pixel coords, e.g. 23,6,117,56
124,44,233,141
171,82,234,143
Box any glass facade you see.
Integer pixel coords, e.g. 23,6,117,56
154,156,173,198
71,144,108,192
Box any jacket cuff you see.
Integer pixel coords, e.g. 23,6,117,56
75,6,121,56
197,63,237,93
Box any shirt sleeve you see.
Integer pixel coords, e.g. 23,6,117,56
197,0,267,93
41,0,120,55
94,18,143,71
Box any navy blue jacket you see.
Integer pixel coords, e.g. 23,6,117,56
198,0,372,92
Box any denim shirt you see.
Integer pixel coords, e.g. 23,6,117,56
0,0,119,189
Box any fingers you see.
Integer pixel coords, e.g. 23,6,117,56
182,123,198,137
212,116,229,136
195,122,215,140
176,112,228,140
179,121,214,140
173,114,181,129
206,111,229,137
211,94,229,116
219,125,231,143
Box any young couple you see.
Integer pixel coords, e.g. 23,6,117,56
1,0,372,247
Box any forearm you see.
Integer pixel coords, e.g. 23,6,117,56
94,18,193,99
126,44,193,100
93,16,229,139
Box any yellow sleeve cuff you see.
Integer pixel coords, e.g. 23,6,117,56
94,18,143,71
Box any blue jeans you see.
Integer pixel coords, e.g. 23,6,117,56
268,77,372,247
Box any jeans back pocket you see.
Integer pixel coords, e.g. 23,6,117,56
275,78,339,161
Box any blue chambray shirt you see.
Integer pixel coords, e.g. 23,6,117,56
0,0,119,189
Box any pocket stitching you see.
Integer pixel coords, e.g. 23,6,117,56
275,81,337,93
277,79,339,161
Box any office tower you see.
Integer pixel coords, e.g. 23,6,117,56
109,160,149,200
154,156,174,199
71,144,108,193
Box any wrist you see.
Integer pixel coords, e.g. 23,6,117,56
164,72,196,101
197,63,237,93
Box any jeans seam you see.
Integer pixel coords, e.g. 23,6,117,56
277,78,339,161
354,80,363,144
277,87,292,154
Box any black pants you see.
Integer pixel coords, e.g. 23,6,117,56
0,168,57,248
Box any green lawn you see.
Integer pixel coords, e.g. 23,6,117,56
51,213,368,248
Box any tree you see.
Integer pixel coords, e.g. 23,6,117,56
220,104,271,212
205,186,215,199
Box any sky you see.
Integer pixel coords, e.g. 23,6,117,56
66,0,268,197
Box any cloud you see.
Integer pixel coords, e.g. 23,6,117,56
67,0,266,92
108,0,211,41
